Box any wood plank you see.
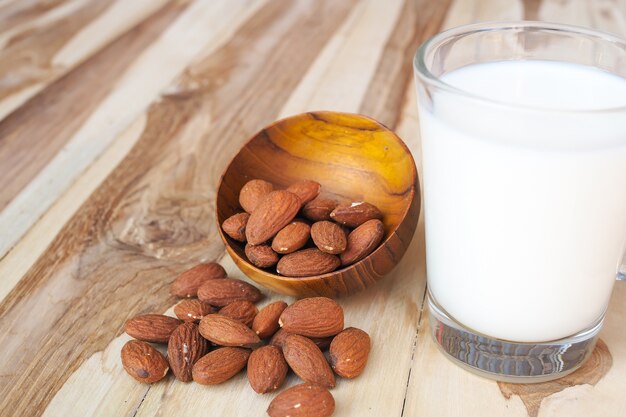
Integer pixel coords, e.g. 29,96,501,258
0,0,264,262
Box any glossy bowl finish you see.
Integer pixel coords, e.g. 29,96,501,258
216,111,420,298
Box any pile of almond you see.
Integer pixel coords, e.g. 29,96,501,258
221,179,385,276
120,262,371,417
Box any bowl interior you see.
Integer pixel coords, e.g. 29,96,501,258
216,111,416,277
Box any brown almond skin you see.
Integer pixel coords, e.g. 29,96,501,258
269,329,332,351
192,347,250,385
279,297,343,338
282,335,335,388
247,345,288,394
276,248,340,277
340,219,385,266
302,197,337,222
245,243,279,268
239,179,274,213
219,300,258,327
286,180,321,206
167,322,210,382
197,278,263,306
121,340,169,384
310,221,347,254
252,301,288,339
267,383,335,417
329,327,371,379
174,299,216,322
246,190,301,245
124,314,181,343
271,221,311,254
170,263,227,298
198,314,261,347
330,201,383,228
222,212,250,242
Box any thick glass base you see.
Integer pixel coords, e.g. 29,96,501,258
428,290,603,383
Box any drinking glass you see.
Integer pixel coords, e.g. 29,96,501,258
414,21,626,382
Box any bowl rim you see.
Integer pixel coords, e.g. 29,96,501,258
215,110,419,283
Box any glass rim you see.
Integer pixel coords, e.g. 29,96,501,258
414,20,626,114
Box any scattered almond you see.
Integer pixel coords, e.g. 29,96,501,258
252,301,288,339
279,297,343,338
167,322,210,382
124,314,181,343
219,300,258,327
197,278,263,306
170,263,227,298
282,335,335,388
330,201,382,228
192,347,251,385
340,219,385,266
329,327,371,379
269,329,332,351
271,221,311,254
239,179,274,213
222,212,250,242
199,314,260,347
267,383,335,417
310,221,347,254
121,340,169,384
302,197,337,222
245,243,279,268
247,345,288,394
286,180,321,206
174,299,215,322
276,248,340,277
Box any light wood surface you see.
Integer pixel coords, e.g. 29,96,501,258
0,1,625,416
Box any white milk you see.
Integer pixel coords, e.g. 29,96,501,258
418,61,626,342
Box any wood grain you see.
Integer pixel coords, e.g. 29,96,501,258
0,0,186,211
0,0,625,416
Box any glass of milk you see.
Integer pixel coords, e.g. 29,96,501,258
414,21,626,382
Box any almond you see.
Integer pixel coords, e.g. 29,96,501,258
267,383,335,417
269,329,332,351
330,201,382,228
252,301,288,339
199,314,260,347
222,212,250,242
192,347,250,385
121,340,169,384
246,190,301,245
167,322,210,382
271,221,311,254
302,197,337,222
124,314,181,343
276,249,340,277
279,297,343,338
286,180,321,206
329,327,371,378
239,179,274,213
174,299,215,322
282,335,335,388
219,300,258,327
340,219,385,266
245,243,279,268
247,345,288,394
310,221,347,254
170,263,227,298
197,278,263,306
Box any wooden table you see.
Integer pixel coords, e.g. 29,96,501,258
1,1,625,416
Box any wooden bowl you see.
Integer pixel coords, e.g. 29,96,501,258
216,111,420,298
